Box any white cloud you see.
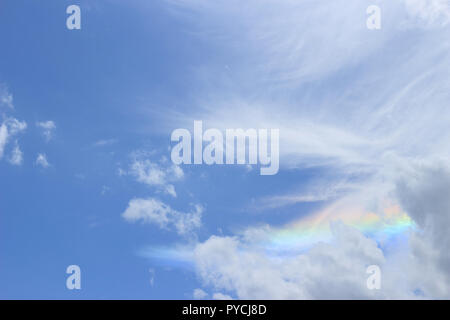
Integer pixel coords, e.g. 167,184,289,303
36,120,56,142
0,85,26,164
0,123,8,159
127,153,184,197
161,0,450,175
4,118,27,135
101,185,110,195
254,181,359,210
0,118,27,161
35,153,50,168
9,143,23,166
193,288,208,299
192,222,388,299
93,139,117,147
212,293,233,300
149,268,155,287
122,198,203,236
404,0,450,26
117,168,127,176
395,160,450,297
177,159,450,299
0,84,13,109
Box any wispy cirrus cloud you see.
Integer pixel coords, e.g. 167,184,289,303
93,139,117,147
161,0,450,174
404,0,450,26
252,180,360,211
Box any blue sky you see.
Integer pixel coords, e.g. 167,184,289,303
1,0,450,299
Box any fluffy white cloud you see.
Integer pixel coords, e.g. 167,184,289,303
0,85,26,164
0,118,27,161
35,153,50,168
9,143,23,166
0,123,8,159
181,159,450,300
127,154,184,197
122,198,203,236
193,222,389,299
36,120,56,142
395,160,450,298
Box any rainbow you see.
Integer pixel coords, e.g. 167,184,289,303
260,201,414,255
140,200,415,265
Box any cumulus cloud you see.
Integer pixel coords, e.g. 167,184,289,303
192,222,389,299
126,152,184,197
0,123,7,159
122,198,203,236
9,143,23,166
36,120,56,142
396,160,450,298
35,153,50,168
174,159,450,300
0,118,27,161
0,85,26,164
